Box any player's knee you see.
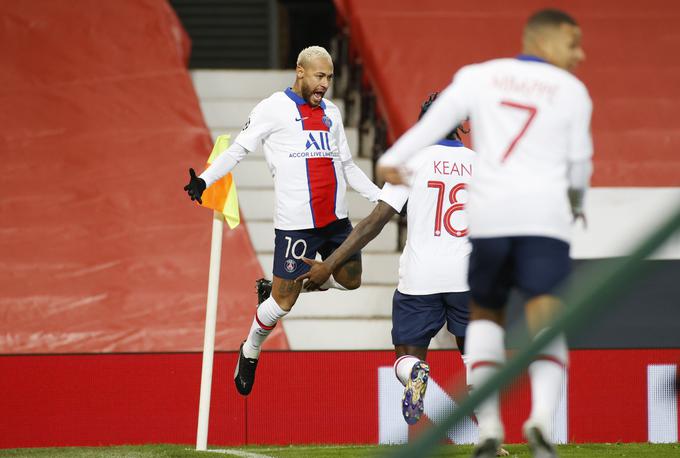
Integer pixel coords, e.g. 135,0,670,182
270,278,302,310
342,276,361,290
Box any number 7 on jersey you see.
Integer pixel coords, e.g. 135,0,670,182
500,100,537,162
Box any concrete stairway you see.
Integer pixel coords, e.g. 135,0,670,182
190,70,457,350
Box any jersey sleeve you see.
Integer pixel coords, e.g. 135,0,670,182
567,84,594,163
199,142,249,188
233,98,275,152
378,183,410,213
377,65,477,167
342,158,380,202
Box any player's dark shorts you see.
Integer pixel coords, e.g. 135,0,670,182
468,236,571,310
391,290,470,347
272,218,361,279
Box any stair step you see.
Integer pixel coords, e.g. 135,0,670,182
280,317,458,350
191,69,337,100
287,286,393,317
209,128,263,155
198,99,259,130
191,70,295,99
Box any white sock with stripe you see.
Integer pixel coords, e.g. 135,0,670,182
467,319,506,441
242,296,288,359
394,355,420,386
528,332,568,433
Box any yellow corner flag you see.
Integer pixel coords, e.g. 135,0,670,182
200,134,240,229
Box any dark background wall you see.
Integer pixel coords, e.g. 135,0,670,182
169,0,337,69
505,260,680,349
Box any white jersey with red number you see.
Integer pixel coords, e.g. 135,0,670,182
234,88,354,230
379,56,593,242
379,141,476,295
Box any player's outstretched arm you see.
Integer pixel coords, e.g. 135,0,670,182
199,142,249,188
296,201,397,290
184,143,251,205
377,71,471,182
184,168,206,204
341,159,380,202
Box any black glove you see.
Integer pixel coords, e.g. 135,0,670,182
568,188,587,228
184,168,206,204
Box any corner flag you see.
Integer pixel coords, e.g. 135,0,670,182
200,134,240,229
196,135,241,450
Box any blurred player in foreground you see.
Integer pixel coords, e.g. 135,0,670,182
376,9,592,458
184,46,379,396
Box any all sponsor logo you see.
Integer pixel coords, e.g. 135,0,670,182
305,132,331,150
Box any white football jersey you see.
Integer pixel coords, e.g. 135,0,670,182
379,141,475,295
235,88,354,230
379,56,593,242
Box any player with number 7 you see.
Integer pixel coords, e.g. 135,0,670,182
376,8,593,458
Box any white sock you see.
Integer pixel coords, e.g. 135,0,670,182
301,275,348,293
323,276,348,291
243,296,288,359
394,355,420,386
528,332,568,433
466,320,506,441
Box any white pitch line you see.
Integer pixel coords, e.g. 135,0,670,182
195,449,276,458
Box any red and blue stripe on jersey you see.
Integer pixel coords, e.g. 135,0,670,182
285,87,338,228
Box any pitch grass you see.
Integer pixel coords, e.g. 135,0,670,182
1,443,679,457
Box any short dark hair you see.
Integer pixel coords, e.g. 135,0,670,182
419,92,468,141
527,9,578,29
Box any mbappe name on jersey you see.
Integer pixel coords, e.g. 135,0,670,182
492,75,558,102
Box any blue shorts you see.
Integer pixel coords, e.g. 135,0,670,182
272,218,361,279
468,236,571,310
391,290,470,347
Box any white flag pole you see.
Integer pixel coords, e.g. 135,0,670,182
196,210,224,451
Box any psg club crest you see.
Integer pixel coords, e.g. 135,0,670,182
284,259,297,273
322,115,332,128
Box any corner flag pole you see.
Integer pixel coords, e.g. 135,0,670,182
196,210,224,451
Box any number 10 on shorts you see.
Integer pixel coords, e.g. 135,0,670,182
284,236,307,259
